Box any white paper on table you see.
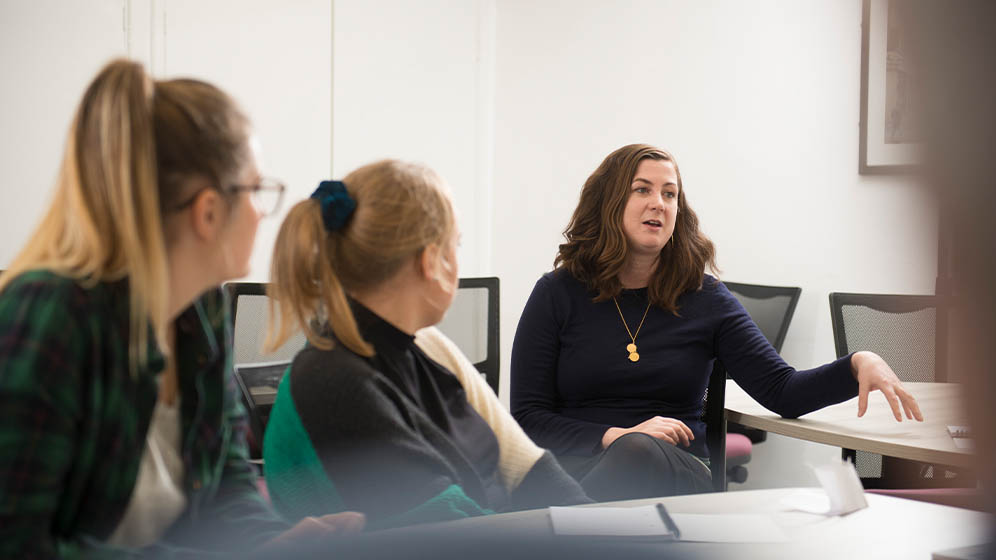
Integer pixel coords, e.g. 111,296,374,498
812,460,868,515
549,506,787,543
780,489,834,514
781,461,868,515
549,505,674,537
669,513,788,543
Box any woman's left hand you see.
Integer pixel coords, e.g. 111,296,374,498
850,351,924,422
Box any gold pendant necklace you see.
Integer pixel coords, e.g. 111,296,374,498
612,296,652,363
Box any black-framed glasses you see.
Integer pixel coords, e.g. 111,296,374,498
230,177,286,217
170,177,286,217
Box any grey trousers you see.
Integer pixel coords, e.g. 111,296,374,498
558,432,713,502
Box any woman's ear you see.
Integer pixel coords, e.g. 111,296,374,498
189,187,225,242
418,243,441,282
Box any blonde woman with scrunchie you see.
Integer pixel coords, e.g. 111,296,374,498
262,161,590,529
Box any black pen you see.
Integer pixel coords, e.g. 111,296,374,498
656,503,681,540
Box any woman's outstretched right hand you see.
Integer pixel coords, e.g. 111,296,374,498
601,417,694,448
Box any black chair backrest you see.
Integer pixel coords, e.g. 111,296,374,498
225,282,308,459
723,281,802,354
829,292,938,383
435,277,500,394
829,292,938,482
224,282,307,366
704,360,729,492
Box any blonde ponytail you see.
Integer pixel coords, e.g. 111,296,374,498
267,160,455,358
267,200,374,357
0,59,250,372
0,60,167,369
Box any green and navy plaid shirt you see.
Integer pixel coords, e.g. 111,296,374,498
0,270,289,558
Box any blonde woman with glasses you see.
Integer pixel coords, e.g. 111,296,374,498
262,160,590,530
0,59,363,557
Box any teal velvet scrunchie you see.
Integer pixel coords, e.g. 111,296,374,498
310,180,356,232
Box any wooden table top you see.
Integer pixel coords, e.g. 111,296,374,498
724,381,974,467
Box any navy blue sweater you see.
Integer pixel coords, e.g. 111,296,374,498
510,270,858,458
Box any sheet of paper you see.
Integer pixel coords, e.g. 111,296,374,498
549,505,673,537
780,489,833,514
669,513,788,543
812,460,868,515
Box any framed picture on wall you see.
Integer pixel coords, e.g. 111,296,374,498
859,0,921,174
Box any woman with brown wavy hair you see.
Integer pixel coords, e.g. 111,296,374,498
510,143,922,501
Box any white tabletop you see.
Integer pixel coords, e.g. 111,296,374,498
377,488,992,560
724,381,974,467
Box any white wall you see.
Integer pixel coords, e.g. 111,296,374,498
0,0,333,281
159,0,333,281
0,0,130,266
331,0,495,276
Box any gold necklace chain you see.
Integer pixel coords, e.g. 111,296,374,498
612,297,652,363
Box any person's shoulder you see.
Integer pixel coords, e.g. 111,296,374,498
525,269,590,316
535,268,587,294
683,274,721,293
289,340,379,394
692,274,745,314
0,269,103,318
194,285,227,316
179,286,228,337
3,269,86,295
672,273,734,309
413,327,463,374
292,341,371,376
701,274,724,293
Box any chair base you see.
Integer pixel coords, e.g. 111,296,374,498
727,465,749,484
726,433,752,484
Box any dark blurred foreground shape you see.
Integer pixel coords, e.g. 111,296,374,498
912,0,996,557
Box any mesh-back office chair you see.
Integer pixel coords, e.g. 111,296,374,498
829,292,968,488
435,277,500,394
721,281,803,483
225,282,308,460
724,282,802,353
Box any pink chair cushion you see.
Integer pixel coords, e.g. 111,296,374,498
726,433,752,466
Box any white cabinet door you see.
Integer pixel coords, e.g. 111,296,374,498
0,0,128,265
162,0,334,281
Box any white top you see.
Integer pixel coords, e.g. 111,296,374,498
107,396,187,548
415,326,545,491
